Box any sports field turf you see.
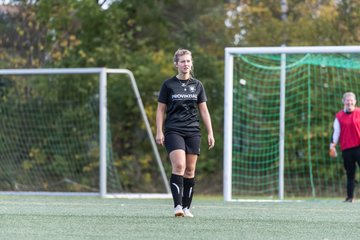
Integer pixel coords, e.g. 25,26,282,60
1,195,360,240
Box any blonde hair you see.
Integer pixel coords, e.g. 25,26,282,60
173,48,194,77
173,48,192,64
342,92,356,103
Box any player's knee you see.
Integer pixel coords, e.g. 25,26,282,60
172,164,185,174
184,167,195,177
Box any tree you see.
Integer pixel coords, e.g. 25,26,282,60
3,0,360,194
225,0,360,47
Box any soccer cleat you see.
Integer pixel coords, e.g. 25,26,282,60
174,205,184,217
343,197,354,203
183,207,194,218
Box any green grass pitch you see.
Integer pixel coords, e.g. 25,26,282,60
1,195,360,239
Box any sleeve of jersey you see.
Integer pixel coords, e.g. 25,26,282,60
157,82,168,104
197,82,207,103
331,118,340,146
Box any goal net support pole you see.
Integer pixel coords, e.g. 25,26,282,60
0,68,170,198
224,46,360,201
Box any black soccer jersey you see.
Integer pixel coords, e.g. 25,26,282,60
158,76,207,134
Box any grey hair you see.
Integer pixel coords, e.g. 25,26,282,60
342,92,356,103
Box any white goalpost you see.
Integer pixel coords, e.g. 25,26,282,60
224,46,360,202
0,68,171,198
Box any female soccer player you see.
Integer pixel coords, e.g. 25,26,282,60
330,92,360,202
155,49,215,217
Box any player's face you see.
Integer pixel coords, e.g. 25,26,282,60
344,95,356,112
175,54,192,75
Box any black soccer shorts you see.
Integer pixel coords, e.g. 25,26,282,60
164,132,201,155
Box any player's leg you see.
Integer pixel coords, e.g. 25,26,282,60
182,135,201,217
342,149,356,202
352,147,360,201
169,150,186,208
165,133,186,216
182,154,197,217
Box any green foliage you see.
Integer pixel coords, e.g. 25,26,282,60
225,0,360,46
2,0,360,194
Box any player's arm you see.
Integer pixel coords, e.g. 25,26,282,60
329,118,340,158
198,102,215,149
156,102,166,145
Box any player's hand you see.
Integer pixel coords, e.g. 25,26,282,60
329,143,337,158
208,134,215,150
156,132,164,146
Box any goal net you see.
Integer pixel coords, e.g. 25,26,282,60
0,68,170,198
224,46,360,201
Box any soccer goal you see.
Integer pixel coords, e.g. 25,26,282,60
224,46,360,201
0,68,171,198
